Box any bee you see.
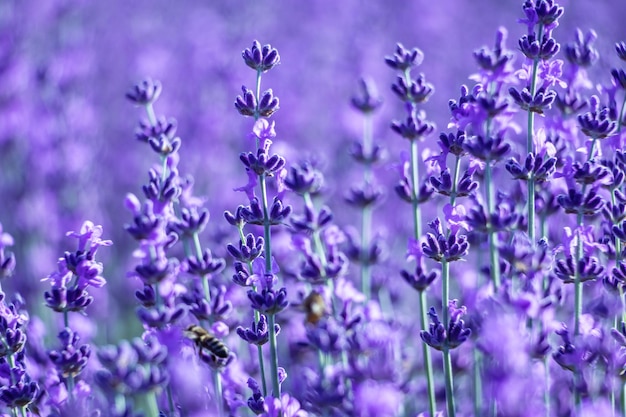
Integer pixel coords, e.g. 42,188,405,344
184,324,229,359
302,290,326,325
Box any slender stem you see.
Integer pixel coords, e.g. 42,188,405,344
450,155,461,207
259,175,273,274
360,205,373,300
484,162,501,289
618,95,626,134
237,227,268,396
473,348,483,417
145,103,157,126
409,135,436,415
147,391,160,417
441,260,456,417
212,369,224,417
544,356,551,417
526,26,542,245
419,291,436,417
190,230,225,417
443,347,456,417
410,139,423,238
359,111,374,300
267,313,281,397
574,226,583,336
622,382,626,417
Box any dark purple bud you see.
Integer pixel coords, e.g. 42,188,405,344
133,257,179,286
612,69,626,90
170,207,210,237
247,287,289,315
351,78,383,113
126,78,162,105
257,89,280,117
463,134,510,162
136,304,186,328
242,40,280,73
284,162,324,195
135,285,156,307
401,264,439,292
224,206,247,228
345,182,384,208
616,41,626,62
391,111,436,140
557,187,604,216
350,142,386,165
0,378,38,409
135,117,177,143
509,86,556,114
473,28,514,74
186,249,225,277
237,314,279,346
227,233,264,263
555,91,587,116
554,255,605,283
438,131,467,157
391,74,434,103
235,86,257,116
385,43,424,71
306,318,345,354
578,101,617,139
519,33,560,60
564,29,599,67
48,328,91,378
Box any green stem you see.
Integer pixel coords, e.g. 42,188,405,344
473,348,483,417
484,162,501,289
441,260,456,417
267,313,281,398
450,155,461,207
544,356,550,417
360,205,373,300
419,291,437,417
443,347,456,417
147,391,160,417
409,139,423,238
618,95,626,134
237,227,268,396
259,175,273,274
212,369,224,417
409,136,435,416
360,111,374,300
622,382,626,417
526,27,542,245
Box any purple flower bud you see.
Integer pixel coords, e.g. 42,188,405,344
385,43,424,71
345,182,384,208
519,33,560,60
617,41,626,62
391,74,434,103
126,78,162,105
578,99,617,139
284,161,324,196
565,29,599,67
237,314,279,346
235,86,257,116
48,328,91,378
463,134,510,162
554,255,604,283
247,287,289,315
242,40,280,73
0,378,38,409
557,187,604,216
391,110,436,141
509,86,556,114
351,78,383,113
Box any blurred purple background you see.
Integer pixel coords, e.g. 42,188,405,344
0,0,623,328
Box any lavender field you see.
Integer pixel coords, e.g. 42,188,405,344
2,0,626,416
